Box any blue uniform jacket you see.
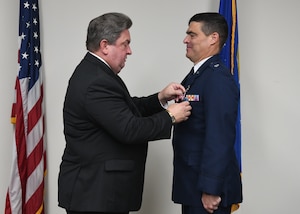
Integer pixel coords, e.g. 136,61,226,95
172,55,242,207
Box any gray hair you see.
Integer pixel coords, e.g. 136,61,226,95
86,12,132,52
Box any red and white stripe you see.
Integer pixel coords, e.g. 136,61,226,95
5,74,46,214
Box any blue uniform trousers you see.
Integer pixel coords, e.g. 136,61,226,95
182,205,231,214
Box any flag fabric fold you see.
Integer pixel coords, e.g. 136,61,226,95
219,0,241,212
5,0,46,213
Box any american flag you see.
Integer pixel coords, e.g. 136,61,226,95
5,0,46,213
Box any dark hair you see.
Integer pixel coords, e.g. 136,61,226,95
86,12,132,52
189,12,228,49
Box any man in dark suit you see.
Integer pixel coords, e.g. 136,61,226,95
58,12,191,214
172,13,242,214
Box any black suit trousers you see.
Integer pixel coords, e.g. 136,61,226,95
67,211,129,214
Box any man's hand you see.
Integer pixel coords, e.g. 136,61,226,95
158,82,186,105
166,101,191,123
201,193,221,213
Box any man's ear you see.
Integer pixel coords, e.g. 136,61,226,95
100,39,109,55
210,32,219,45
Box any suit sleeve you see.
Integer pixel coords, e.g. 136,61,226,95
132,93,165,117
197,68,239,195
84,78,172,144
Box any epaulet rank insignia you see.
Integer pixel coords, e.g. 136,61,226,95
210,62,225,72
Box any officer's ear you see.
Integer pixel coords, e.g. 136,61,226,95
209,32,219,46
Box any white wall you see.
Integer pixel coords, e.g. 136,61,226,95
238,0,300,213
1,0,299,213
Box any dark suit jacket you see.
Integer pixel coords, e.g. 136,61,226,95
58,52,173,212
172,55,242,207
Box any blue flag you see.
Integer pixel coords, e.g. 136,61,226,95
219,0,241,172
219,0,241,212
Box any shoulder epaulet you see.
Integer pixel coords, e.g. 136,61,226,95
209,61,227,72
